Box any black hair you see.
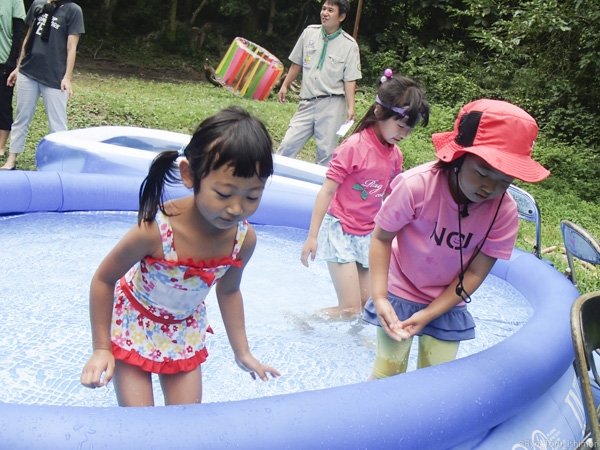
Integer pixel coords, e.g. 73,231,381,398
325,0,350,17
434,154,467,173
137,106,274,225
353,75,430,135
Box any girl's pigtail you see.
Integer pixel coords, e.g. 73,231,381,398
137,150,181,225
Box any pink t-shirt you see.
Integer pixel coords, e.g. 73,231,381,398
326,126,403,236
375,161,519,305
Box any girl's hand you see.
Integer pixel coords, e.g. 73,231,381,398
373,297,410,342
300,236,318,267
235,354,281,381
7,69,17,87
395,309,429,339
61,77,74,99
80,349,115,388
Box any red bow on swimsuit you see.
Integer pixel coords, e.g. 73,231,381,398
183,267,217,285
146,256,243,287
183,259,243,285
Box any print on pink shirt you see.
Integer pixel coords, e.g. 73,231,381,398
430,222,474,250
353,179,384,200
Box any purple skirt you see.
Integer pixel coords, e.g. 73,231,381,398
362,292,475,341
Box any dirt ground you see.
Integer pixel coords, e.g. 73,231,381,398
75,54,208,83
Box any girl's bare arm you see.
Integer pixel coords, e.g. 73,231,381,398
216,225,280,380
301,178,339,266
80,220,162,387
399,252,497,338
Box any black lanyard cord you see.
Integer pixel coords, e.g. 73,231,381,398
454,170,505,303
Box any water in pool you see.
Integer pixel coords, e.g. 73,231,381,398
0,212,533,407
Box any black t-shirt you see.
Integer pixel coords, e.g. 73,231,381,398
20,0,85,89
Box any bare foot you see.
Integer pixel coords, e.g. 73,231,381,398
317,306,361,321
1,154,17,170
283,311,314,332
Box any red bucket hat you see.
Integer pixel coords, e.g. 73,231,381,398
432,99,550,182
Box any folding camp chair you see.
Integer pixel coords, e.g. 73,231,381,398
570,292,600,447
560,220,600,287
508,184,542,258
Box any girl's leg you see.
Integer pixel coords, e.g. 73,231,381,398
39,84,68,134
0,130,8,156
159,366,202,405
323,261,363,317
357,264,371,311
113,359,155,407
416,334,460,369
369,327,413,379
2,73,40,169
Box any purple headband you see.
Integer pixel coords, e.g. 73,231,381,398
375,95,409,117
376,68,424,122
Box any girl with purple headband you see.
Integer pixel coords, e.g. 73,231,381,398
301,70,430,319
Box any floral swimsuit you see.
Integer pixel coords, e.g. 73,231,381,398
110,211,247,374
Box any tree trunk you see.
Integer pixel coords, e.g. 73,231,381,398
267,0,276,35
168,0,177,42
98,0,119,32
294,0,314,35
190,0,209,25
242,0,260,37
353,0,363,40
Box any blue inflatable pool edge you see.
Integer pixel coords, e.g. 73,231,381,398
0,126,589,449
0,245,583,449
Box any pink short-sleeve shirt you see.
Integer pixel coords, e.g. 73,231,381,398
375,162,519,304
326,126,403,236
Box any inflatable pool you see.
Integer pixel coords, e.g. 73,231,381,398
34,126,327,185
0,127,589,449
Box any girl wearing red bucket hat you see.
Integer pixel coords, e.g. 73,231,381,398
363,99,550,378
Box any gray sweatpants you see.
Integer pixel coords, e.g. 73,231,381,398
276,95,346,166
10,72,68,154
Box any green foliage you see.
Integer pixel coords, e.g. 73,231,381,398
360,43,484,107
533,138,600,202
455,0,600,147
358,49,399,86
399,44,485,107
110,3,168,36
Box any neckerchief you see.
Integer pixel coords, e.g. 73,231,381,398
317,26,343,70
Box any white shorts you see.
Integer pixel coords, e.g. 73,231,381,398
317,214,372,267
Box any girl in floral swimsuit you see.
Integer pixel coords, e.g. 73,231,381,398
80,107,280,406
